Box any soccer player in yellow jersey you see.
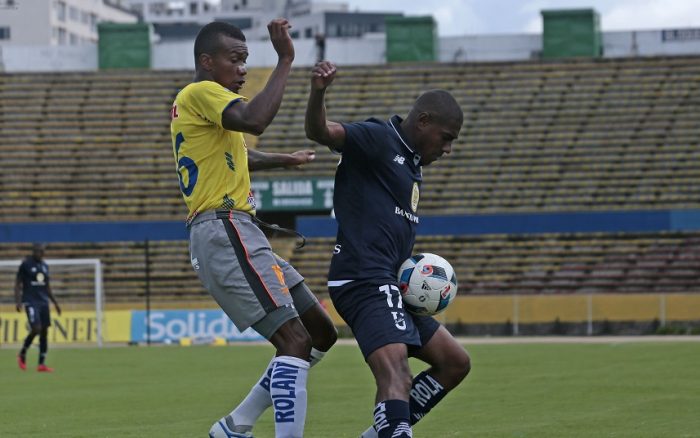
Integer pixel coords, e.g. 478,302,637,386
171,20,336,438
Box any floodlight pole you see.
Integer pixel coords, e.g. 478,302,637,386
587,294,593,336
145,239,152,346
94,260,104,347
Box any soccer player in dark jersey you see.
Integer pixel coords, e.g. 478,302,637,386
305,61,471,438
15,243,61,372
171,20,336,438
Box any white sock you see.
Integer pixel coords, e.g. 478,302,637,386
270,355,310,438
230,356,275,428
230,348,327,429
308,347,326,367
360,425,378,438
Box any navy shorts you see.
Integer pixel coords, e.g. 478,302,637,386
329,279,440,359
24,301,51,328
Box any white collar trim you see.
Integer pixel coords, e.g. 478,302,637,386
389,117,416,154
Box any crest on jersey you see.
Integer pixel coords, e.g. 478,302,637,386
411,182,420,212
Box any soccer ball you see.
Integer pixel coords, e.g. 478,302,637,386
398,253,458,316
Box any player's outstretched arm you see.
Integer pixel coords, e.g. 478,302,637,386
222,18,294,135
305,61,346,150
247,148,315,171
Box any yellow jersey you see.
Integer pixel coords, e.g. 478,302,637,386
170,81,255,219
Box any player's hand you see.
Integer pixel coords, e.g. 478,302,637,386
311,61,336,91
55,303,62,316
288,150,316,168
268,18,294,63
16,302,22,312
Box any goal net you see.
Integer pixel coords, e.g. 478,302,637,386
0,259,105,347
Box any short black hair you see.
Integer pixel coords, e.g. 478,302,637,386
194,22,246,64
412,89,463,125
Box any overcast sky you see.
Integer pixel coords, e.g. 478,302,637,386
342,0,700,36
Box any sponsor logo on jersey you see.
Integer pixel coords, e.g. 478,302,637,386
394,206,419,224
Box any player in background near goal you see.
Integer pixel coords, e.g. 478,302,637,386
15,243,61,372
170,20,337,438
305,61,471,438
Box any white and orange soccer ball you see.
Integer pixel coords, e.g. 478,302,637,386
398,253,458,316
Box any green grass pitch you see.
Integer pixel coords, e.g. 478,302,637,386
1,341,698,437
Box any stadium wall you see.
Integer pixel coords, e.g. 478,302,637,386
1,292,698,344
297,210,700,239
2,28,699,72
2,210,699,243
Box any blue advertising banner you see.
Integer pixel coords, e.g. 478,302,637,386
131,310,264,343
298,209,700,238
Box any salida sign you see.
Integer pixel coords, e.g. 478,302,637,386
251,178,334,211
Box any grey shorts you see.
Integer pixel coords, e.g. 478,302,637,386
188,210,318,338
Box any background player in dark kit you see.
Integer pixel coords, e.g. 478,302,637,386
16,243,61,372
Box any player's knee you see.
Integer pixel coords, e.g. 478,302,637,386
400,369,414,393
450,348,471,382
273,319,313,359
287,326,312,357
393,367,414,395
380,360,413,394
316,323,338,352
375,368,413,396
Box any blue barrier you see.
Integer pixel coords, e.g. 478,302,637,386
297,209,700,238
0,221,187,243
2,209,699,243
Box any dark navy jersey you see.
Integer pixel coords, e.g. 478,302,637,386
328,115,422,283
16,257,50,303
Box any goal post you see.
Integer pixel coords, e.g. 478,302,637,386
0,258,105,347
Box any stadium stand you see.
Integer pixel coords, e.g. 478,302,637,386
2,57,699,223
289,232,700,296
1,56,699,306
0,70,190,222
0,237,296,305
259,57,700,213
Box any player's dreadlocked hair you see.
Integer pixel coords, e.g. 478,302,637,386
194,22,246,65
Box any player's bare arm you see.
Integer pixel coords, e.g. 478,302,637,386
305,61,346,150
223,18,294,135
47,285,61,316
14,277,22,312
247,148,315,171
